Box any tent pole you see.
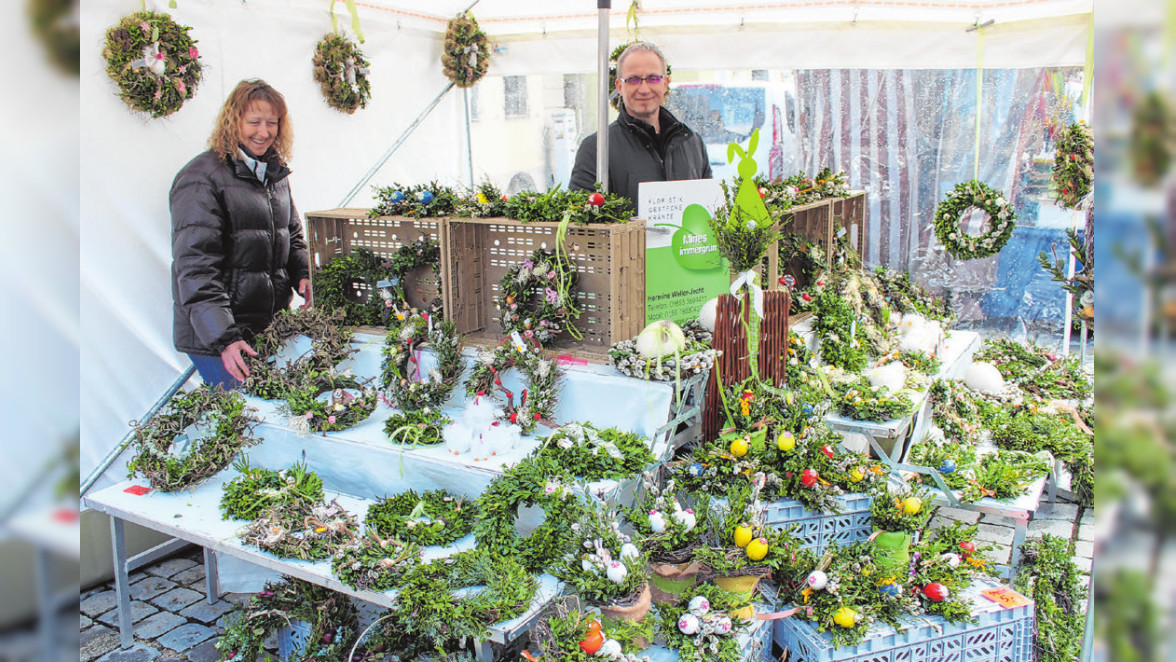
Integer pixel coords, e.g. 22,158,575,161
338,82,457,207
596,0,611,192
464,87,475,190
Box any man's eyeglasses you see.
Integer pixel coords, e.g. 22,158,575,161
621,74,665,86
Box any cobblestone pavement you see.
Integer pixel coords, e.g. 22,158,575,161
72,490,1092,662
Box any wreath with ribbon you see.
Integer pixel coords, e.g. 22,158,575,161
386,238,444,317
331,529,422,592
242,308,355,400
933,180,1017,260
366,489,478,547
381,312,463,411
465,338,562,434
284,372,379,433
102,11,202,118
442,12,489,88
497,248,579,345
215,578,359,662
1052,122,1093,210
126,385,260,492
312,32,371,114
474,456,592,571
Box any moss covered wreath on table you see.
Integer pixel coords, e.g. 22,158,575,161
933,180,1017,260
365,489,477,547
443,12,490,88
102,10,202,118
216,577,359,662
312,32,371,113
126,385,260,492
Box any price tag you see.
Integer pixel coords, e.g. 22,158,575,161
52,508,80,524
981,587,1031,608
124,485,151,496
510,330,527,353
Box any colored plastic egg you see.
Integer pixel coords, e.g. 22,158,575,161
806,570,828,590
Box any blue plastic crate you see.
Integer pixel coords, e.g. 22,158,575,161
762,492,874,553
773,578,1034,662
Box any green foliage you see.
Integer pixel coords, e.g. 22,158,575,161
215,578,358,662
707,181,781,274
974,338,1092,400
550,505,649,604
873,267,954,323
504,184,634,225
655,583,750,662
371,181,463,218
382,314,463,411
366,489,477,547
984,405,1091,468
532,423,655,481
312,32,370,113
756,167,850,208
834,377,914,422
1052,122,1093,208
933,180,1017,260
384,408,451,447
126,385,259,492
282,371,378,432
907,437,976,490
1129,91,1174,187
813,291,871,371
312,248,393,327
964,450,1050,502
623,480,710,559
899,350,941,376
102,11,202,118
869,484,933,533
331,530,421,591
533,608,653,660
219,459,324,521
1015,535,1088,662
443,12,490,88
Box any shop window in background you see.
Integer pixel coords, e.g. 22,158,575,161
504,75,528,118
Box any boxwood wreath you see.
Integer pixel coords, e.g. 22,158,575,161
384,408,452,447
331,529,422,592
243,498,359,561
1053,122,1093,209
382,312,463,411
126,385,260,492
311,248,393,327
283,372,379,433
388,237,444,316
442,12,489,88
312,32,371,114
465,339,562,434
365,489,477,547
474,456,593,571
497,248,579,345
102,11,202,118
220,459,325,521
933,180,1017,260
242,308,355,400
215,577,359,662
531,423,655,481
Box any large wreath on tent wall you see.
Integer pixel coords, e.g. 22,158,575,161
442,12,489,88
102,11,202,118
933,180,1017,260
312,32,371,114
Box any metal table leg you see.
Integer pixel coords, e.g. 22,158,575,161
1007,516,1029,582
35,548,54,662
473,639,494,661
110,517,134,649
204,547,220,604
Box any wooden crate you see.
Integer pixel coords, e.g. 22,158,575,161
831,190,868,262
769,199,833,291
304,208,445,312
441,217,646,359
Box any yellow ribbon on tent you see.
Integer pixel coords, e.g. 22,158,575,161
627,1,641,39
329,0,365,43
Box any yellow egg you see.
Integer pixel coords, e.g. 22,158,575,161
833,607,857,628
777,432,796,452
730,437,750,457
849,466,866,483
902,497,923,515
734,525,754,548
746,537,769,561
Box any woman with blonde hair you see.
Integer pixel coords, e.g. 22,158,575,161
170,79,312,388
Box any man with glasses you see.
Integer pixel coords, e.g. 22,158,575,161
570,41,712,203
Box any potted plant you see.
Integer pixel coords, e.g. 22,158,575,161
623,476,709,605
867,484,933,577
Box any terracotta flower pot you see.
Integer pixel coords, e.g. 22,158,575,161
648,560,702,605
713,574,760,620
599,583,653,625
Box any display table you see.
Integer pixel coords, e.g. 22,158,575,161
773,577,1034,662
6,506,80,662
82,473,560,660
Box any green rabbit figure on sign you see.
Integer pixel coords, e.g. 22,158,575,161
727,128,773,231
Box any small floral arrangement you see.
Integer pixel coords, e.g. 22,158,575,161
873,267,954,324
529,606,653,661
654,584,749,662
283,371,378,433
707,185,781,275
833,376,915,422
552,505,650,605
383,408,451,447
497,248,579,345
369,181,462,218
623,477,709,561
219,459,324,521
693,475,813,580
869,484,933,534
465,337,562,434
442,12,490,88
102,11,202,117
757,167,850,209
933,180,1017,260
813,290,872,372
609,320,715,382
312,32,370,113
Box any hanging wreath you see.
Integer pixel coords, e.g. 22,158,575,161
283,372,379,433
474,456,592,571
1130,91,1173,188
331,530,422,592
442,12,489,88
312,32,371,114
126,386,260,492
243,498,359,560
30,0,79,76
608,41,672,110
387,238,444,316
312,249,395,328
497,249,579,345
366,489,478,547
381,312,464,411
465,339,562,434
215,578,359,662
102,10,202,118
933,180,1017,260
242,308,355,400
1052,122,1093,210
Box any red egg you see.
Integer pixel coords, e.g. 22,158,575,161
959,541,976,556
821,445,835,459
923,582,949,602
588,192,606,207
800,468,819,487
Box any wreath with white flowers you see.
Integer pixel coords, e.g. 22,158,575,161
442,12,490,88
283,372,378,433
243,498,359,561
366,489,477,547
219,459,325,522
331,530,421,592
933,180,1017,260
102,11,202,118
126,385,260,492
465,338,562,434
381,312,464,412
497,249,579,345
312,32,370,114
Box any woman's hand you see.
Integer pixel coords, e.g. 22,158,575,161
298,278,313,309
221,340,259,381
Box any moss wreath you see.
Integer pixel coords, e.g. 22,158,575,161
382,311,464,412
465,338,562,434
473,455,590,572
366,489,478,547
215,577,359,662
1052,122,1093,210
387,237,444,317
312,32,371,114
497,248,579,346
331,529,422,592
284,371,379,433
126,385,260,492
102,10,202,118
933,180,1017,260
242,308,356,400
312,248,394,328
442,12,490,88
